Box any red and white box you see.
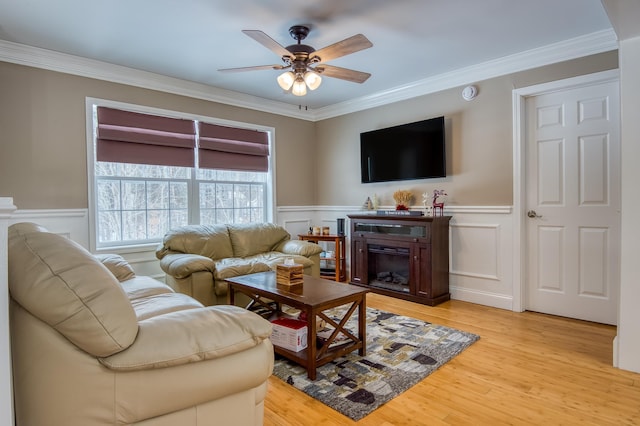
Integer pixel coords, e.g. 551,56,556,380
270,318,308,352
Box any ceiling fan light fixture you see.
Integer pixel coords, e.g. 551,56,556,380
292,77,307,96
223,26,373,98
277,71,296,90
303,71,322,90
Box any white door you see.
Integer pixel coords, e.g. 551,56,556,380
526,80,620,325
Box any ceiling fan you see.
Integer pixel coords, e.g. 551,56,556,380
219,25,373,96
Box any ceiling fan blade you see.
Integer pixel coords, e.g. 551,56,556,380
242,30,293,59
314,64,371,83
218,64,287,72
311,34,372,63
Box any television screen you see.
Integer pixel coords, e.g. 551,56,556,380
360,116,446,183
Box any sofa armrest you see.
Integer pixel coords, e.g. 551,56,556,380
99,305,273,371
159,253,216,279
275,240,323,257
94,253,136,282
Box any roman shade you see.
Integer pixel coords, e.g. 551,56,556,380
198,122,269,172
96,107,197,167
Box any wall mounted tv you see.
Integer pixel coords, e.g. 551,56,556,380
360,116,446,183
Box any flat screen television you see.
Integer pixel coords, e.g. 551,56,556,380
360,116,446,183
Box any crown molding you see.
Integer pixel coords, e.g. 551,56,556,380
313,29,619,120
0,39,313,121
0,29,618,122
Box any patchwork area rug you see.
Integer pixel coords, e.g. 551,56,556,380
272,307,479,421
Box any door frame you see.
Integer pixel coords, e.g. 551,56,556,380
511,69,620,313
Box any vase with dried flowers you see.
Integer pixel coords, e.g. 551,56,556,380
393,190,413,210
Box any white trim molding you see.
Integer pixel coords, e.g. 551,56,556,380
0,30,618,121
0,197,17,426
0,40,310,121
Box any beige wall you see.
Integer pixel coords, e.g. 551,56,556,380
0,62,316,209
0,51,617,210
315,51,618,207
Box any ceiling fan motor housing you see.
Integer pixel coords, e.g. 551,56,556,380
289,25,310,42
285,25,320,67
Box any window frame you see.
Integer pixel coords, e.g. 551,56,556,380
85,97,276,253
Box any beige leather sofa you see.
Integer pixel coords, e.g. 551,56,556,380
8,222,274,426
156,223,323,306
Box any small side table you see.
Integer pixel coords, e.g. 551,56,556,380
298,234,346,282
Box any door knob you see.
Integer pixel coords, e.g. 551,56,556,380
527,210,542,218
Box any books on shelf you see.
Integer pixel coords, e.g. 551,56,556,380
376,210,424,216
316,327,351,349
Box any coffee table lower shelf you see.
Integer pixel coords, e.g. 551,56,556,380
226,271,368,380
273,338,364,373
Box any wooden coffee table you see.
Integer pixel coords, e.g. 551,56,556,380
226,271,368,380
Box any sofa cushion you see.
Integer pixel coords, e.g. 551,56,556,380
94,253,136,281
8,224,138,357
130,292,204,321
213,257,272,280
158,224,233,260
248,252,315,269
158,253,215,279
228,223,290,258
121,275,175,300
275,239,323,257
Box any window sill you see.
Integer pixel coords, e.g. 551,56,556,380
94,242,160,255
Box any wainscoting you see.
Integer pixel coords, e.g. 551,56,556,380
7,204,516,311
278,205,515,311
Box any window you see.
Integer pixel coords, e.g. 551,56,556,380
87,101,273,250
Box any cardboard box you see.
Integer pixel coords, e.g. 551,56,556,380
270,318,308,352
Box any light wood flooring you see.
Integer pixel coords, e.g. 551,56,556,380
263,293,640,425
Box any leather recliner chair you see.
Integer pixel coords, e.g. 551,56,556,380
8,222,274,426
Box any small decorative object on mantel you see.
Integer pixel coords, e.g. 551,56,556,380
363,196,373,210
371,193,380,210
422,192,430,208
432,189,447,216
393,190,413,211
422,191,434,216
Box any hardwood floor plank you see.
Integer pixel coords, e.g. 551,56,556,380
264,294,640,425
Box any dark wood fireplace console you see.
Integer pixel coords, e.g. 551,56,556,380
348,214,451,306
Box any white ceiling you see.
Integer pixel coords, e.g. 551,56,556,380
0,0,616,114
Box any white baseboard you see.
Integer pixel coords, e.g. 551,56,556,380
450,286,513,310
